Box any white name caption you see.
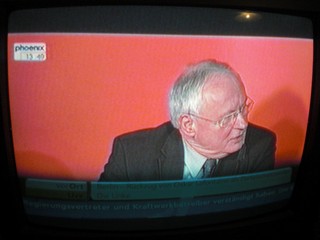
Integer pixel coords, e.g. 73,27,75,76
14,43,46,61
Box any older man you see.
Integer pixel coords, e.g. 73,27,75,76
99,59,276,181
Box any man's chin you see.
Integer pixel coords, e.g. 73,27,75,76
227,139,244,153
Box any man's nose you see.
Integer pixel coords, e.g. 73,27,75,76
234,113,248,129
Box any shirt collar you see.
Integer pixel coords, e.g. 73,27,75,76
182,140,207,178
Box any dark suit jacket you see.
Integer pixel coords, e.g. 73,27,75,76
99,121,276,181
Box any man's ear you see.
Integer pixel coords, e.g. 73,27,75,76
178,114,196,137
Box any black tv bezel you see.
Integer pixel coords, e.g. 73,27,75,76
1,1,320,239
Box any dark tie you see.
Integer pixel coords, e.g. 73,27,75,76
197,158,217,178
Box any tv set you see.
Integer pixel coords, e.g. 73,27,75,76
1,1,320,239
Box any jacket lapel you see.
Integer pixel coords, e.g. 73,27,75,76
158,129,185,180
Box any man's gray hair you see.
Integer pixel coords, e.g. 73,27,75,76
168,59,242,128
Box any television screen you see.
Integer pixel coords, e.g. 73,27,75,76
1,3,319,239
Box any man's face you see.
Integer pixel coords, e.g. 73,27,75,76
192,77,248,158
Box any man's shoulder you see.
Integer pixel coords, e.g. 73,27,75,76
247,123,276,141
116,121,176,141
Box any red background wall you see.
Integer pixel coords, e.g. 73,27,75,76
8,34,313,180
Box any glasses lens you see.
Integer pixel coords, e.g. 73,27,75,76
242,105,249,116
246,99,253,113
220,99,253,128
220,114,235,128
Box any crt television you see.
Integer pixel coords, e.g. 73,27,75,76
1,1,320,239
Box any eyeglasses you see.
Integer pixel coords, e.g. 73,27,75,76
188,97,254,128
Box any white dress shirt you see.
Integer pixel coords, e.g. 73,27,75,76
182,140,208,179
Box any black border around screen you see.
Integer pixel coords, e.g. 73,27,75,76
1,1,320,239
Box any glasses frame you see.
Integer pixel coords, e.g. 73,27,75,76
188,97,254,128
